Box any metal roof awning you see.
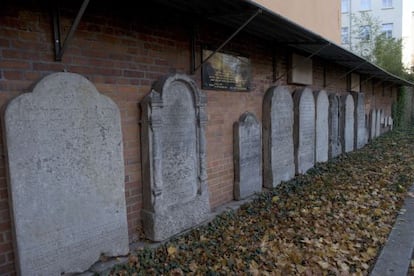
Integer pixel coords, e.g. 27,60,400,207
145,0,413,87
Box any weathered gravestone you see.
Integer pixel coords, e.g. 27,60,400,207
234,112,262,200
293,87,315,174
314,90,329,163
328,94,342,159
370,109,377,140
375,109,381,137
140,74,210,241
340,94,355,153
263,86,295,188
352,92,367,149
4,72,129,275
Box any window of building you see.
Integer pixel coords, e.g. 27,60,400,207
382,0,393,8
342,0,349,13
359,25,371,41
360,0,371,10
382,23,393,38
341,27,349,44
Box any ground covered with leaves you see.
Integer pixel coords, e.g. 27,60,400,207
110,128,414,275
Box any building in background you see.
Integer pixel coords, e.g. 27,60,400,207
341,0,414,71
253,0,341,43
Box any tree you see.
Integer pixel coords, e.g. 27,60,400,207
349,12,408,78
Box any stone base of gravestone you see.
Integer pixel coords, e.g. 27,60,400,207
140,74,210,241
234,112,262,200
4,72,129,275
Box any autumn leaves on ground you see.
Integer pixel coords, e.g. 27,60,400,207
111,128,414,275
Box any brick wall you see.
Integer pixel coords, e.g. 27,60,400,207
0,2,400,275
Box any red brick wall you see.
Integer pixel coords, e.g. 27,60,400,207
0,3,400,275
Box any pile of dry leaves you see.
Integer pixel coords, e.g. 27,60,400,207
110,128,414,275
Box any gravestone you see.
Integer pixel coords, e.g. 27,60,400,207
4,72,129,275
263,86,295,188
234,112,262,200
140,74,210,241
314,90,329,163
389,117,394,130
370,109,377,140
352,92,367,149
328,94,342,159
293,87,315,174
375,109,381,137
340,94,355,153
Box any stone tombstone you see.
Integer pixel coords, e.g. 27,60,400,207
4,72,129,275
233,112,262,200
328,94,342,159
352,92,367,149
340,94,355,153
375,109,381,137
263,86,295,188
314,90,329,163
293,87,315,174
140,74,210,241
389,117,394,130
370,109,377,140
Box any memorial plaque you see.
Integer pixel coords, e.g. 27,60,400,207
352,92,367,149
4,72,129,275
328,94,342,158
293,87,315,174
340,94,355,153
375,109,381,137
314,90,329,163
263,86,295,188
140,74,210,241
234,112,262,200
202,50,251,91
370,109,377,140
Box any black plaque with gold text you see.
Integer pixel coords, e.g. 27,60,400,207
202,50,251,91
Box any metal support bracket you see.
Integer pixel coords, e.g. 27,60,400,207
52,0,90,61
191,8,262,73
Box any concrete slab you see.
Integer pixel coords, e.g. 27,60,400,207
370,184,414,276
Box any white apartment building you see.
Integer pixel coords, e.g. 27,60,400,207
341,0,414,71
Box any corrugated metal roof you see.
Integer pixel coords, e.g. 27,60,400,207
147,0,413,87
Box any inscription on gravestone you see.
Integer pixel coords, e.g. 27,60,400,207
234,112,262,200
263,86,295,188
314,90,329,163
340,94,355,153
328,94,342,159
294,87,315,174
4,72,129,275
140,74,210,241
352,92,367,149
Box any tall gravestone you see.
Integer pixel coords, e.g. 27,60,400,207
340,94,355,153
370,109,377,140
233,112,262,200
375,109,381,137
4,72,129,275
263,86,295,188
352,92,367,149
293,87,315,174
140,74,210,241
328,94,341,159
314,90,329,163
